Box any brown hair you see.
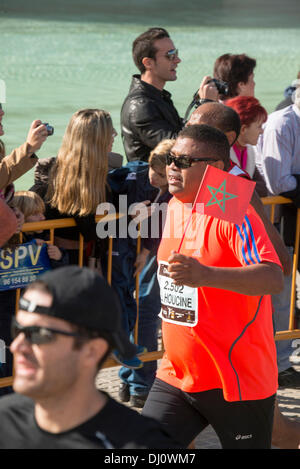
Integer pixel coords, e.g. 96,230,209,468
213,53,256,99
132,27,170,74
13,191,45,221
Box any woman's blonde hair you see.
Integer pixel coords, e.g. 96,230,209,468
47,109,112,216
13,191,45,220
149,139,175,170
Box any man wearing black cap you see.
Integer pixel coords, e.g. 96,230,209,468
0,266,181,449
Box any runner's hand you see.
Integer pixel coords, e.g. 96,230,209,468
167,251,208,287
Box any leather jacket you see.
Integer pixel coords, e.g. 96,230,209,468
121,75,183,162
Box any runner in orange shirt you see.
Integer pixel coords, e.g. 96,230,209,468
142,124,284,449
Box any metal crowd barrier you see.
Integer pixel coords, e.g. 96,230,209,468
261,196,300,340
1,197,300,388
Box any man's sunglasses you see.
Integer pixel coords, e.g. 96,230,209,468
11,318,84,345
166,153,219,169
165,48,179,61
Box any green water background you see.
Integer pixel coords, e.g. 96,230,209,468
0,0,299,190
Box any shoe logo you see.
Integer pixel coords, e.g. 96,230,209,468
235,434,252,440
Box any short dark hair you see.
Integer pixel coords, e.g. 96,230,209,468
72,325,113,371
178,124,230,169
213,53,256,98
188,102,241,141
132,27,170,74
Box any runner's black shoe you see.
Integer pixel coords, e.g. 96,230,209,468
278,367,300,388
118,382,130,402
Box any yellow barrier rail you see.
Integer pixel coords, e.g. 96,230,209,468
261,196,300,340
1,197,299,387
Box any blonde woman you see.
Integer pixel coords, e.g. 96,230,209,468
43,109,116,264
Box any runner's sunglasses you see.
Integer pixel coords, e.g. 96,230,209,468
165,48,179,61
11,318,84,345
166,153,219,169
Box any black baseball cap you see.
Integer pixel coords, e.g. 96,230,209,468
18,265,138,359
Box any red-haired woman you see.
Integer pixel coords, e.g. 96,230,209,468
226,96,268,196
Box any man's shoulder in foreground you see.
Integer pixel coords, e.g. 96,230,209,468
0,392,182,449
0,392,33,419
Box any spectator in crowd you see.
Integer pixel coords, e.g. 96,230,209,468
13,191,68,266
0,198,17,248
187,101,241,146
225,96,268,196
0,191,68,394
187,102,292,277
0,202,24,394
256,87,300,389
34,109,115,266
0,108,48,191
105,157,159,372
119,139,173,408
213,53,256,101
121,27,218,162
0,100,49,250
142,124,284,449
0,266,181,449
275,71,300,111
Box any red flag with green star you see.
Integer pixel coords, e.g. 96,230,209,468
177,165,256,253
193,165,256,224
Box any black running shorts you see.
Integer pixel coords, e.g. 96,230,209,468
142,378,275,449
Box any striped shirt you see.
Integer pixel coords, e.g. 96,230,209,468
235,215,262,266
256,104,300,195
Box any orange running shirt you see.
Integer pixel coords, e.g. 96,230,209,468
157,197,282,402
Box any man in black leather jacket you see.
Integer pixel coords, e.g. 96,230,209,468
121,27,218,162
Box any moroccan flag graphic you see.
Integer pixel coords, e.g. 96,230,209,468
177,165,256,253
193,165,256,225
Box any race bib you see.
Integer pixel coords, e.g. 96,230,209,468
158,261,198,327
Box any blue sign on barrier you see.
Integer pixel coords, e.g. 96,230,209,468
0,240,51,291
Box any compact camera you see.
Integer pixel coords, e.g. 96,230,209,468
42,123,54,136
208,78,229,96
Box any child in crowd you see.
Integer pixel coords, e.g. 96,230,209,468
0,191,68,393
12,191,68,265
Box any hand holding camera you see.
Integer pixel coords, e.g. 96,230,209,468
26,120,54,154
184,75,229,122
197,75,229,101
198,75,220,101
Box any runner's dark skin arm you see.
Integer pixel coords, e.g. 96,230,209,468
167,251,284,296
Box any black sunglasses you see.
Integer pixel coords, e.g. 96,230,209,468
11,318,84,345
165,48,179,61
166,153,219,169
